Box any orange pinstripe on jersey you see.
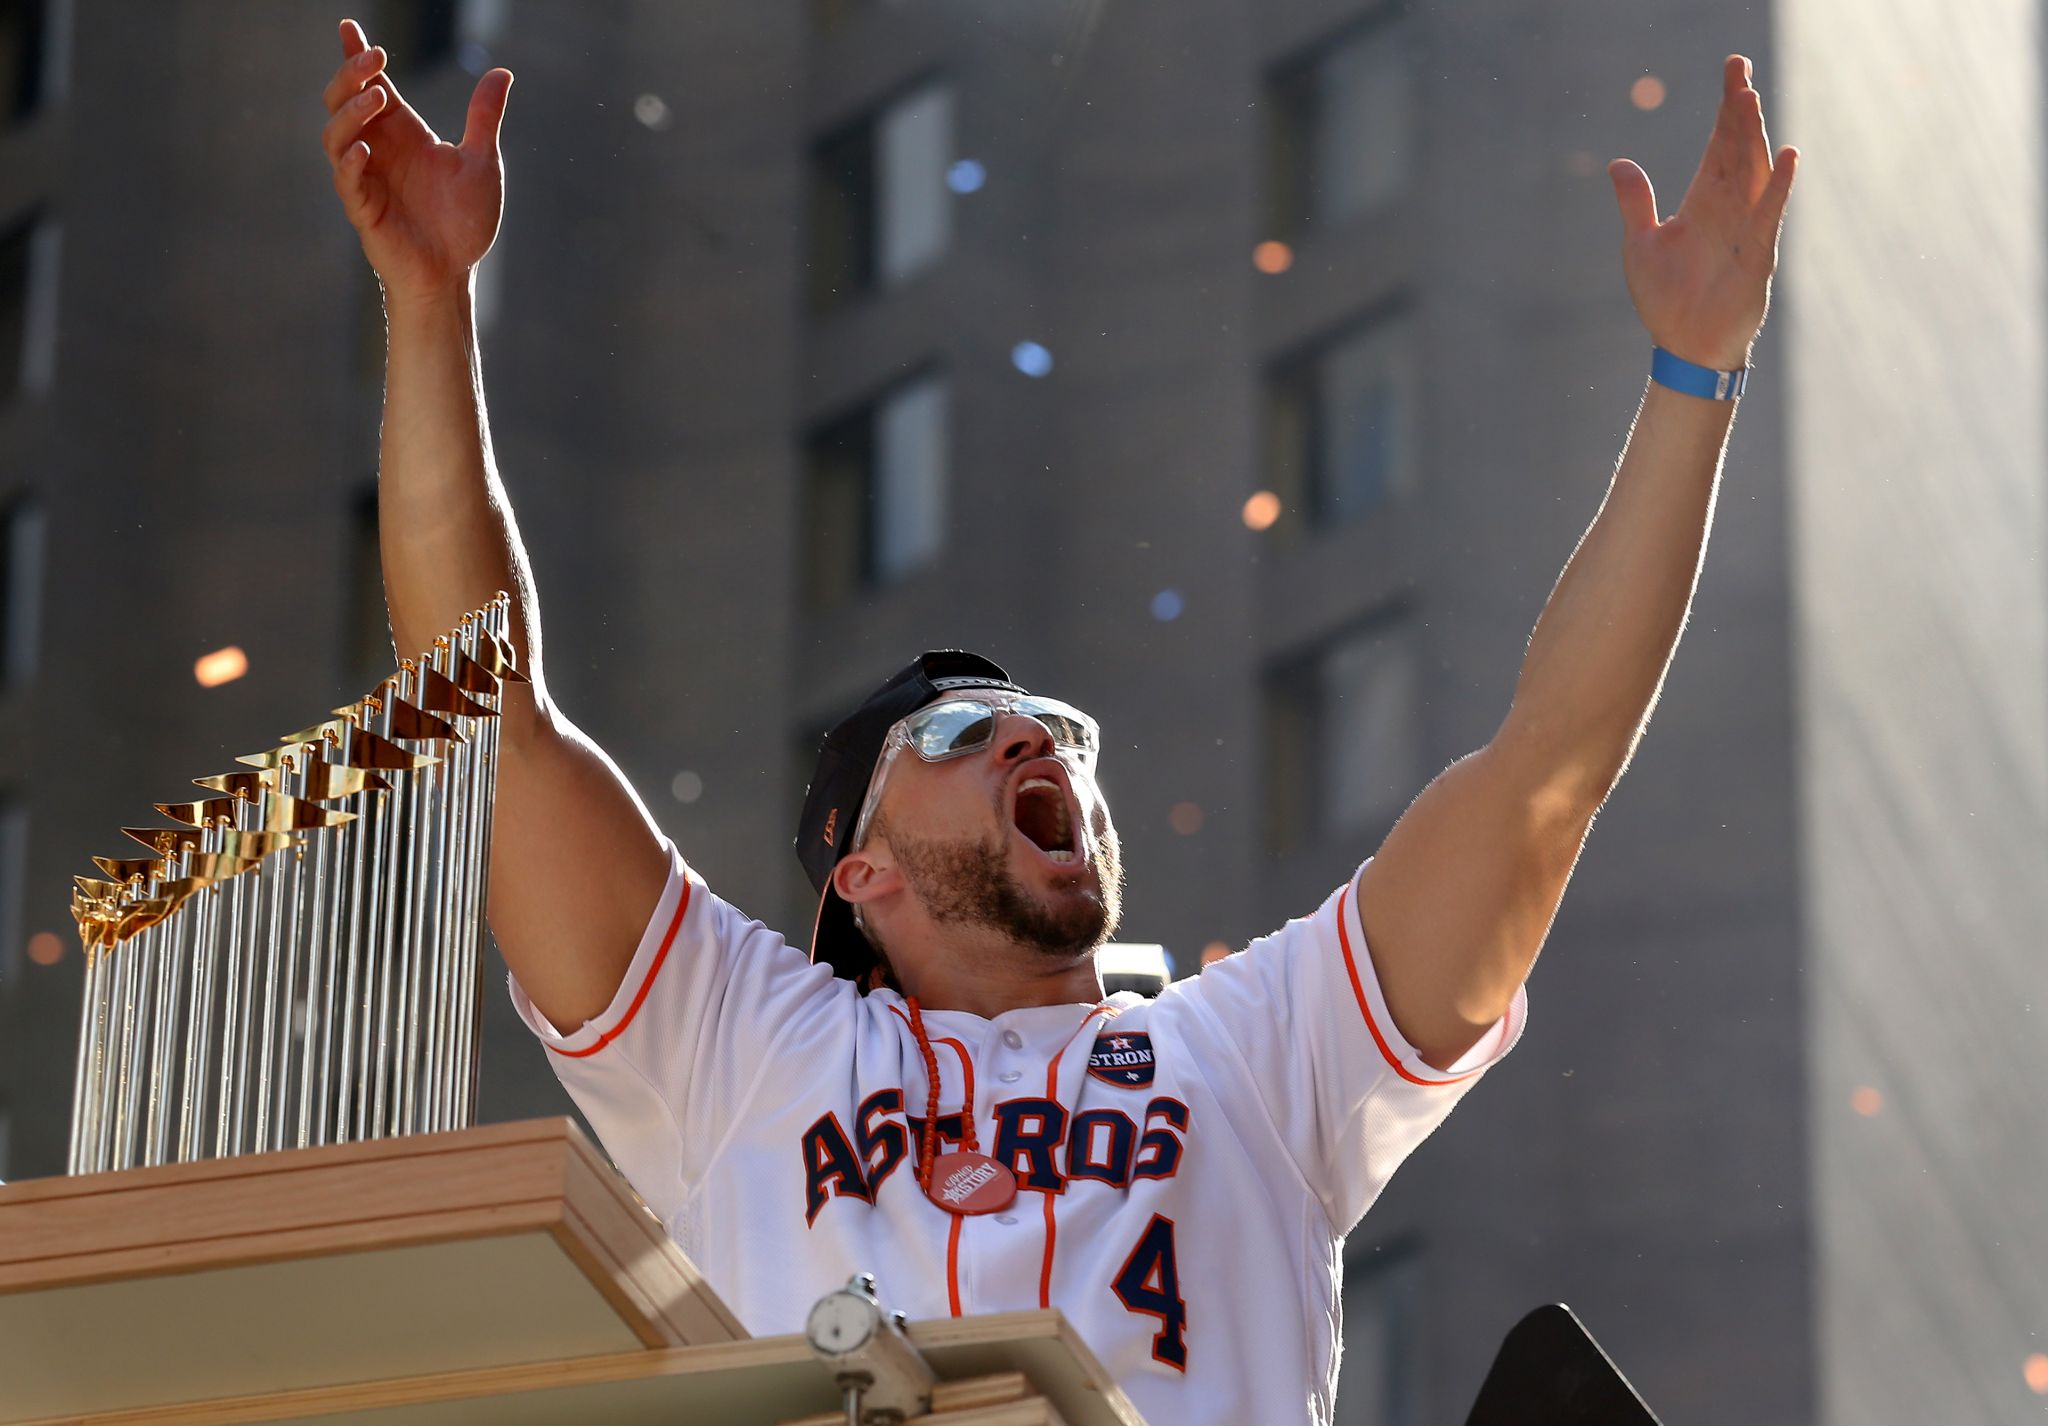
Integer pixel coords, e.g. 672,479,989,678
547,880,693,1059
1335,883,1488,1087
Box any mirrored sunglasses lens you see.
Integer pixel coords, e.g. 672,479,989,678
910,703,997,758
1018,698,1096,750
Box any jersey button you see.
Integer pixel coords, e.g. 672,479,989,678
1001,1030,1025,1050
995,1214,1018,1225
998,1070,1022,1084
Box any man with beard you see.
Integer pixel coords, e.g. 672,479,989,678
319,13,1794,1421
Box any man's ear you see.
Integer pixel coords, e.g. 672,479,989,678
832,847,903,909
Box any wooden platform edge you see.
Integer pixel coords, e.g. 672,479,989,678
9,1312,1146,1426
0,1119,597,1295
554,1138,747,1345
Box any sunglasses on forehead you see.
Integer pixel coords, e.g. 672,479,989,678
851,692,1101,852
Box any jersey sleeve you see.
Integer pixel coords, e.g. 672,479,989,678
505,840,853,1224
1168,855,1529,1235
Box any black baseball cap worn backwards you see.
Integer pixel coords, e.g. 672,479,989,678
796,650,1027,982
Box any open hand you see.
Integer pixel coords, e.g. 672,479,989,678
1608,55,1798,371
321,17,513,304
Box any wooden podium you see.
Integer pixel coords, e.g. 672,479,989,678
0,1119,1145,1426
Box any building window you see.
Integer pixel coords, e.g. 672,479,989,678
345,485,391,684
373,0,502,73
1265,11,1413,243
0,210,59,402
376,0,456,70
0,0,49,123
0,494,42,692
801,371,950,610
0,795,25,985
1263,612,1422,854
1334,1239,1425,1425
1264,306,1418,529
808,80,955,313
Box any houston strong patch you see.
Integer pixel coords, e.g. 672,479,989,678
1087,1031,1156,1088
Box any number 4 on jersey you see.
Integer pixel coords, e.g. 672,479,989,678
1111,1213,1188,1371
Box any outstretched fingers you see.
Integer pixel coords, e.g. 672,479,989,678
325,20,384,112
331,130,388,228
459,68,514,156
331,17,432,141
1608,158,1658,241
323,81,387,166
1751,145,1798,246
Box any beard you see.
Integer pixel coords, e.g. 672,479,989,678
879,803,1124,962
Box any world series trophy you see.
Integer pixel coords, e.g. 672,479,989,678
64,595,522,1173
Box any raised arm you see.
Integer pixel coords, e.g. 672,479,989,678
1355,55,1799,1069
322,17,668,1030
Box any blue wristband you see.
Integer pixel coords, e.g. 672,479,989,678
1651,345,1749,401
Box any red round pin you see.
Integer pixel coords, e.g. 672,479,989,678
924,1151,1018,1215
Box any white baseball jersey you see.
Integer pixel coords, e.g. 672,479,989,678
510,841,1528,1425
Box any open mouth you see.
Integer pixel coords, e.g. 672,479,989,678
1012,776,1078,864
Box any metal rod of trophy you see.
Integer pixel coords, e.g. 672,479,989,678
66,880,120,1174
258,764,302,1153
250,784,292,1153
423,643,467,1133
259,757,326,1150
375,669,461,1137
64,895,102,1174
400,656,441,1135
368,680,409,1138
126,891,177,1169
97,910,131,1171
360,692,407,1141
297,744,372,1147
461,600,518,1126
279,760,346,1150
458,616,503,1125
150,860,217,1166
446,654,487,1132
306,695,396,1145
367,678,439,1138
126,811,213,1165
68,885,110,1172
442,619,486,1131
459,602,524,1125
180,846,216,1163
107,874,172,1173
313,745,362,1147
226,833,263,1156
144,827,216,1166
313,711,425,1144
111,890,147,1170
417,636,493,1131
212,825,251,1158
396,659,445,1134
288,753,329,1151
140,882,184,1167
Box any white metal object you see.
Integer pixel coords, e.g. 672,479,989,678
804,1273,937,1423
1095,941,1171,998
